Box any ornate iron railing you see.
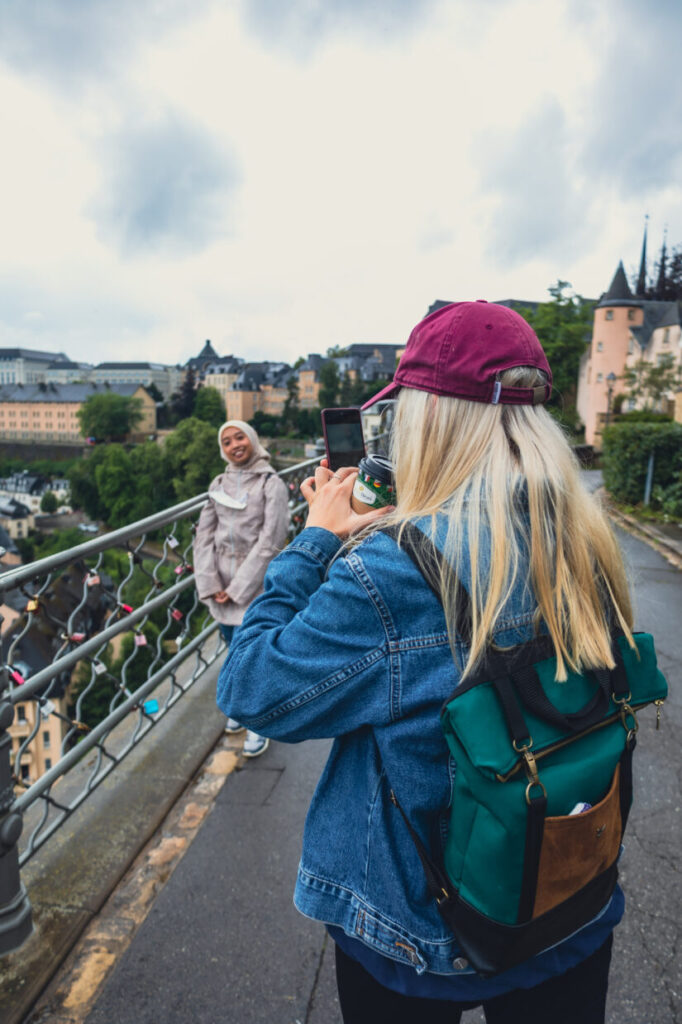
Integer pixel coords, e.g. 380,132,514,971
0,435,388,954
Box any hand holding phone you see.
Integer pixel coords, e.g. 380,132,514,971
321,407,366,472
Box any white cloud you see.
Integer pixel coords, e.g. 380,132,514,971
0,0,680,368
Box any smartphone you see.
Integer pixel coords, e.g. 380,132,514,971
320,407,366,472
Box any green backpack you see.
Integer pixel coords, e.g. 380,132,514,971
388,525,668,978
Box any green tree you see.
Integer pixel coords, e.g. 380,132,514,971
94,446,136,527
77,393,143,442
68,447,111,520
193,386,226,427
66,442,170,529
249,411,280,436
296,408,321,437
162,417,224,501
339,372,354,406
282,375,300,432
40,490,58,513
128,443,174,520
623,353,682,411
326,344,349,357
518,282,593,421
318,361,340,408
170,368,196,422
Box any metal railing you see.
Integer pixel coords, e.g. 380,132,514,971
0,436,387,954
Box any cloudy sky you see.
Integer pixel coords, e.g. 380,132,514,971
1,0,681,368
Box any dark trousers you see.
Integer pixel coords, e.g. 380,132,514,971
335,934,612,1024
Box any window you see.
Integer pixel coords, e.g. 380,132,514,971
597,342,603,352
663,328,670,344
21,764,30,781
43,730,50,748
628,309,636,321
596,373,603,383
17,704,26,722
628,339,634,355
605,310,614,321
44,758,52,771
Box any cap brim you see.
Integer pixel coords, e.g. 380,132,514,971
361,380,401,410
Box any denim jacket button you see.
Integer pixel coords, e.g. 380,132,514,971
452,957,469,970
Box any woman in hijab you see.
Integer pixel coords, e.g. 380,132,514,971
193,419,290,757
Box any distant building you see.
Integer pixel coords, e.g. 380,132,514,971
342,344,401,382
0,471,49,514
0,498,34,541
427,298,542,318
203,356,244,411
0,472,70,513
224,362,292,419
0,348,71,386
186,340,222,383
45,359,91,384
0,382,157,443
296,354,327,409
577,232,682,446
90,362,185,400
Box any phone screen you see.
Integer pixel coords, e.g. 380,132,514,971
321,409,366,471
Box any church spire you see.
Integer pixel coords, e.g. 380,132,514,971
636,214,648,296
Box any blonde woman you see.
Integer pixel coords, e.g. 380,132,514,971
194,419,289,757
217,303,632,1022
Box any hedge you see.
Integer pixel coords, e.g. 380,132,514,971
601,422,682,505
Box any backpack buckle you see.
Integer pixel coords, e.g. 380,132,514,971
520,744,547,804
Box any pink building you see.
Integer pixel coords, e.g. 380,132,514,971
577,249,682,446
577,263,642,446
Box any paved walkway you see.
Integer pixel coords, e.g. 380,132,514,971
36,522,682,1024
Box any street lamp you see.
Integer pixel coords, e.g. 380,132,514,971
605,372,617,428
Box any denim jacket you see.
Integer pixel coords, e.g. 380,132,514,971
217,524,618,982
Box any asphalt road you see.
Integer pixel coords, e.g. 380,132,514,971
84,517,681,1024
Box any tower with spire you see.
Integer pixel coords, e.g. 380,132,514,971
576,224,681,445
635,215,648,297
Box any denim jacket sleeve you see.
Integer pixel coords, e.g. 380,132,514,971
216,527,393,741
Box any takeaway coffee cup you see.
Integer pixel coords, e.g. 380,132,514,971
351,454,395,513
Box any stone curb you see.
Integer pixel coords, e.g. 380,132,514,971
603,495,682,570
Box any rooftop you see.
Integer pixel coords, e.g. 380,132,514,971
0,348,70,363
0,382,148,403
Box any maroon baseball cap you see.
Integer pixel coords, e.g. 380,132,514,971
362,301,552,409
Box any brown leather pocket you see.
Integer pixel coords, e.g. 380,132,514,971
533,765,622,918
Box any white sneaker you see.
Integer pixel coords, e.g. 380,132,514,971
224,718,244,734
243,731,269,758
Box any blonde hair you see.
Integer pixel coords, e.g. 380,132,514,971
367,371,633,681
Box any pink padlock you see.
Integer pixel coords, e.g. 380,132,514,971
70,632,86,643
171,609,183,622
9,668,25,685
134,633,148,647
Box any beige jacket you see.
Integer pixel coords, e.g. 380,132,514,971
193,466,290,626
